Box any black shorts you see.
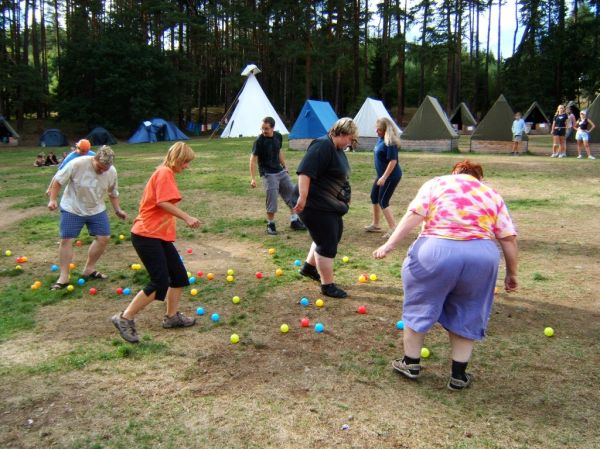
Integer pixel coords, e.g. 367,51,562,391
299,208,343,258
552,128,566,137
131,233,189,301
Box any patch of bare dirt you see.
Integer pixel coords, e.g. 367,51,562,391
0,199,46,231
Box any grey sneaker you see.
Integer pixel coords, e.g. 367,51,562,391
266,222,277,235
391,358,421,379
162,311,196,329
111,313,139,343
447,373,473,391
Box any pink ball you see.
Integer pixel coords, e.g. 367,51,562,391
255,271,263,279
357,305,367,314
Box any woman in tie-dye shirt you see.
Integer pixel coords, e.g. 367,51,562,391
373,160,518,391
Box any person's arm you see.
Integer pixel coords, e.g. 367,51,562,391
249,154,258,188
587,119,595,133
376,159,398,186
278,152,287,171
373,211,424,259
157,201,201,228
108,196,128,220
498,235,518,292
47,179,62,210
293,174,311,214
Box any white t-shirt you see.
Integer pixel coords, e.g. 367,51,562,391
54,156,119,216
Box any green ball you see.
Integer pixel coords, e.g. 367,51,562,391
420,347,431,358
544,327,554,337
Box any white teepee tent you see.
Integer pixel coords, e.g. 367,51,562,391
353,98,402,137
221,65,289,138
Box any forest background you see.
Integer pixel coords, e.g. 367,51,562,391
1,0,599,135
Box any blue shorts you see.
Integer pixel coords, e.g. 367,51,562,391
401,237,500,340
576,130,590,142
59,209,111,239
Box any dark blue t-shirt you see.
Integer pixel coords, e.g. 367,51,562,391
373,138,402,180
252,131,284,176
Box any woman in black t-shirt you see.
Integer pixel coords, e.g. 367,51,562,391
551,104,568,158
294,118,358,298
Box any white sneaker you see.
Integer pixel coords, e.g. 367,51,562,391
550,153,558,158
577,155,583,159
589,155,596,160
558,153,566,158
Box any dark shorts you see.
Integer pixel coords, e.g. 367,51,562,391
370,176,400,209
299,208,343,258
59,209,111,239
401,238,500,340
552,128,566,137
131,233,189,301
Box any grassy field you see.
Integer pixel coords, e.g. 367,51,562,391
0,135,599,449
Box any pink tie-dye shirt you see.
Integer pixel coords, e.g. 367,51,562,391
408,174,517,240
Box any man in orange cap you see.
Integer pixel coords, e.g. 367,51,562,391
58,139,95,169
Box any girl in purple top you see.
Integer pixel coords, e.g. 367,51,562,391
373,160,518,391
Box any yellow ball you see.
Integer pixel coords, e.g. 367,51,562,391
230,334,240,344
69,263,76,270
226,275,234,282
187,271,192,278
15,265,22,270
30,284,38,290
544,327,554,337
369,274,378,281
420,347,430,358
207,273,215,280
232,295,240,304
275,268,283,277
119,234,125,240
34,281,42,287
190,288,198,296
5,250,12,256
66,285,75,292
359,275,368,283
315,298,324,308
227,269,234,276
280,324,289,333
342,256,349,263
268,248,275,255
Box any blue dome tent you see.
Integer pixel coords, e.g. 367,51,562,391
39,129,69,147
289,100,338,140
128,118,188,144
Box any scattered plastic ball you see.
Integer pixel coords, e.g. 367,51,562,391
421,347,431,358
51,264,59,272
131,263,141,270
315,298,324,308
369,274,378,281
358,275,368,283
123,288,131,295
77,278,86,286
268,248,276,255
227,269,234,276
294,259,302,267
544,327,555,337
342,256,349,263
69,263,76,270
186,248,193,254
89,287,97,295
116,287,124,295
280,323,289,333
76,240,82,247
300,297,309,307
226,275,234,283
232,295,240,304
16,256,27,263
275,268,284,277
211,313,220,322
66,285,75,292
34,281,42,288
119,234,125,241
187,271,192,278
30,284,39,290
255,271,263,279
189,276,196,284
15,265,22,271
315,323,324,333
190,288,198,296
396,320,404,330
300,318,310,328
207,273,215,280
196,307,205,316
196,271,204,277
230,333,240,344
4,250,12,256
357,305,367,314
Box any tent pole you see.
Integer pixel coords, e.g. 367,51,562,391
209,80,246,140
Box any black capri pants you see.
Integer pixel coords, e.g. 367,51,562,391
131,233,189,301
299,208,344,258
370,176,400,209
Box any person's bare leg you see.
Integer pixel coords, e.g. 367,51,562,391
577,140,583,157
83,235,110,276
315,253,334,285
584,141,593,157
57,239,74,284
382,207,396,230
403,326,426,359
123,290,156,320
165,287,184,317
306,242,317,266
370,204,381,228
449,331,475,363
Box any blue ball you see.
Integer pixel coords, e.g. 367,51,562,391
396,320,404,330
196,307,205,316
294,259,302,267
189,276,196,284
50,264,59,272
77,278,85,285
315,323,324,333
300,297,309,307
211,313,220,322
123,288,131,295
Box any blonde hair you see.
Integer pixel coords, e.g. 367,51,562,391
376,117,401,147
162,142,195,169
555,104,566,115
328,117,358,140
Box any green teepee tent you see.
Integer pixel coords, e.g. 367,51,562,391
402,96,459,140
471,94,528,142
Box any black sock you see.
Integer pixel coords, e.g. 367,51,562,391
402,355,420,366
302,262,316,272
451,360,468,381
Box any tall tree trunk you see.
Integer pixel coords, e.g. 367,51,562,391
352,0,360,95
419,0,430,104
395,0,406,123
496,0,502,93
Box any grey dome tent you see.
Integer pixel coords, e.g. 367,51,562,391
0,116,19,145
86,127,117,146
39,128,69,147
401,96,459,152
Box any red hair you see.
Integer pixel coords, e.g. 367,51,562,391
452,160,484,180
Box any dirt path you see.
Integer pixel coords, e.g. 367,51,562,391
0,199,46,231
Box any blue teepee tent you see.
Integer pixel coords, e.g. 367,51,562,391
128,118,188,144
289,100,338,140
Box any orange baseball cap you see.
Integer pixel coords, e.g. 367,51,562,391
77,139,91,151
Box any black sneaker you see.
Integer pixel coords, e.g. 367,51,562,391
321,283,347,298
266,222,277,235
290,219,307,231
447,373,473,391
299,263,320,282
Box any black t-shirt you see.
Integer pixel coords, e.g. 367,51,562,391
554,113,568,128
252,131,284,176
296,135,351,215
